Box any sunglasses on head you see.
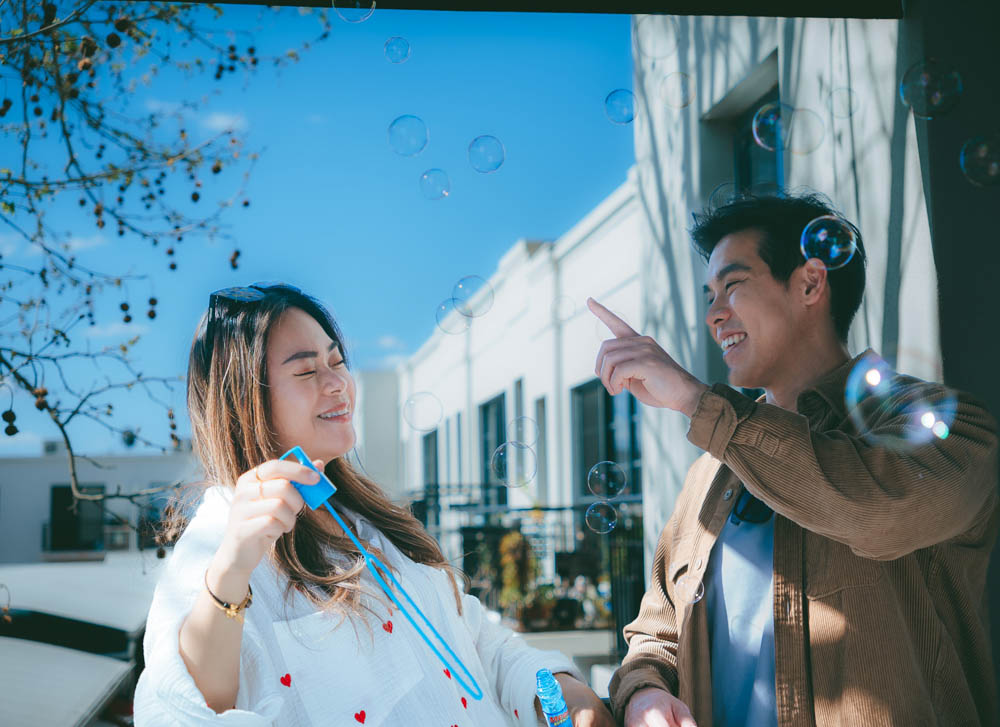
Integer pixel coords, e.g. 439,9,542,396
209,282,301,306
202,282,305,356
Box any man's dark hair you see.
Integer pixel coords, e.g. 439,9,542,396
689,191,867,342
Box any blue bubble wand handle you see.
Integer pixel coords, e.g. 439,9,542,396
279,446,484,702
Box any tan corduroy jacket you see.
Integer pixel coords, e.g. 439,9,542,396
608,351,999,726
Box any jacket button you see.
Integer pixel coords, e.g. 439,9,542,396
723,489,733,500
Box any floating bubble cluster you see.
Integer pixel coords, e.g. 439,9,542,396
605,89,635,125
587,461,628,498
707,181,739,210
388,115,428,156
420,168,450,200
899,60,963,119
660,71,694,109
468,135,505,173
384,36,410,63
435,297,471,334
800,215,858,270
752,102,824,155
403,391,443,431
491,441,537,488
585,502,618,534
635,15,680,60
452,275,494,318
844,353,958,449
508,416,539,448
959,134,1000,187
675,574,705,604
829,87,859,118
332,0,375,24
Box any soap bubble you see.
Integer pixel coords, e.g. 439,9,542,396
332,0,374,23
551,296,576,323
899,59,962,119
403,392,443,431
452,275,494,318
659,71,695,109
752,102,784,151
491,442,537,488
420,169,450,200
959,134,1000,187
435,298,471,335
844,352,958,449
388,115,427,156
585,502,618,534
384,36,410,63
587,461,628,499
508,416,539,447
800,215,858,270
752,102,824,155
468,135,505,173
829,87,859,118
605,89,635,125
675,574,704,604
707,181,740,210
636,15,680,60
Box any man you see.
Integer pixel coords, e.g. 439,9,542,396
591,193,998,726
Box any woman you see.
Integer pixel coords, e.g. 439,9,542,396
133,283,613,726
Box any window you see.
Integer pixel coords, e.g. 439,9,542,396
479,393,507,510
49,484,105,551
733,85,781,194
534,396,548,503
456,412,463,483
422,429,439,488
421,429,439,530
571,380,641,502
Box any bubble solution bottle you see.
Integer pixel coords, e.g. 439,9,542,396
535,668,572,726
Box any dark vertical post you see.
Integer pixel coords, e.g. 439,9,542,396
902,0,1000,697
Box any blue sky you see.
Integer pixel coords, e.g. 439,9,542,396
0,7,634,456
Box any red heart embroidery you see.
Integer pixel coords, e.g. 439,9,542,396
382,621,393,634
443,668,451,679
280,673,291,687
354,710,366,724
514,709,519,718
461,697,468,709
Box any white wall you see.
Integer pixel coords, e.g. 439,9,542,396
353,369,401,499
398,172,642,564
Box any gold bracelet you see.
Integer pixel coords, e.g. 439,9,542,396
204,569,253,624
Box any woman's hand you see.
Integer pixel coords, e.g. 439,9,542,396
213,458,319,578
554,672,616,727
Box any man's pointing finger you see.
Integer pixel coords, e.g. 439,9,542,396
587,297,639,338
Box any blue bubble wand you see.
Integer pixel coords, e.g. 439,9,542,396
279,446,484,701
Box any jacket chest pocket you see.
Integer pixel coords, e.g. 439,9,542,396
271,609,425,727
804,532,884,599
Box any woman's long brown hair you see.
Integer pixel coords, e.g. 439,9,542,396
158,285,463,621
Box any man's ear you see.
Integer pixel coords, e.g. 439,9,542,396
799,259,829,306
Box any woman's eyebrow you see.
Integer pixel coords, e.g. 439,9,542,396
281,340,339,365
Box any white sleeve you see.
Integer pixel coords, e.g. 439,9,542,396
132,525,286,726
460,592,586,727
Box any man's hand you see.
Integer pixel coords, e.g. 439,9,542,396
588,298,708,417
544,672,615,727
624,687,698,727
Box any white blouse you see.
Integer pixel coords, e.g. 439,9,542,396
133,485,583,726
